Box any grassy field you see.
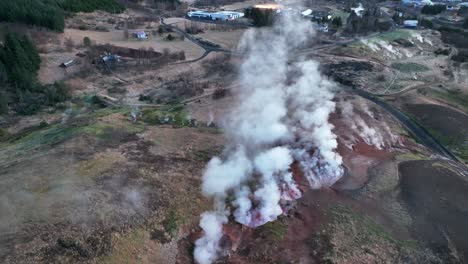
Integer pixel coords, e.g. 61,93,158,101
377,29,413,42
391,62,429,73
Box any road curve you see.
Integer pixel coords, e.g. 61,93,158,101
349,87,460,162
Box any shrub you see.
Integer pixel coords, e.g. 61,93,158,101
451,50,468,62
331,17,343,28
0,91,8,115
0,128,10,142
14,91,44,115
245,7,275,27
421,5,446,15
166,34,175,41
419,18,433,29
434,48,451,56
45,82,71,105
83,37,92,47
212,88,230,99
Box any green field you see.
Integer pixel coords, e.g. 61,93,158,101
391,62,429,73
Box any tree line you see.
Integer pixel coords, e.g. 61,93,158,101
421,4,446,15
0,0,65,31
52,0,125,14
245,7,275,27
0,0,124,32
0,33,70,115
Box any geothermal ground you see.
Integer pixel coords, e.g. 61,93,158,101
1,1,468,264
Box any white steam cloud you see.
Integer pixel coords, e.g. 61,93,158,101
194,11,343,264
339,98,398,149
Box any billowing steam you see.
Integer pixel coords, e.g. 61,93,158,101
339,98,399,149
194,11,343,264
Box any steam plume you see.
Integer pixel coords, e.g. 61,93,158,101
194,11,343,264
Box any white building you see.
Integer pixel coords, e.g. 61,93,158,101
402,0,434,6
187,10,244,21
404,20,419,27
134,31,148,39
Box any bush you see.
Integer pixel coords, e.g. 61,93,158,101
421,5,446,15
434,48,451,56
451,50,468,62
166,34,175,41
45,82,71,105
245,7,275,27
14,91,44,115
212,88,230,99
331,17,343,28
83,37,92,47
0,91,8,115
419,18,433,29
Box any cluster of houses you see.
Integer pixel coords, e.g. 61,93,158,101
402,0,468,9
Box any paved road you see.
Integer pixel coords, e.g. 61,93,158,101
350,87,460,162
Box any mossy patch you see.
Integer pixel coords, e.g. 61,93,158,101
162,209,182,238
377,29,413,42
257,219,288,242
391,62,429,73
0,107,144,166
192,146,223,162
397,152,428,161
76,151,126,177
141,105,193,128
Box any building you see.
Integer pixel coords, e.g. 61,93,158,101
402,0,434,6
133,31,148,39
404,20,419,27
446,5,460,10
187,10,244,21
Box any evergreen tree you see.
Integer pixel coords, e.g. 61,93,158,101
0,32,69,115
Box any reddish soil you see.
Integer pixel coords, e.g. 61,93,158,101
334,139,394,190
